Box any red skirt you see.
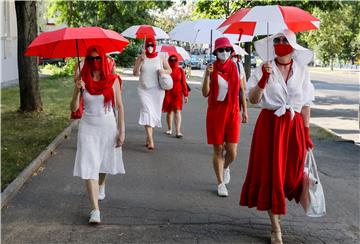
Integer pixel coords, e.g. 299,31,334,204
162,91,183,113
240,109,306,215
206,102,240,145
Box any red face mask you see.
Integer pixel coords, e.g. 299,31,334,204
168,58,178,69
90,60,102,71
274,44,294,57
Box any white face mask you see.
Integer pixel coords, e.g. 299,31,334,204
147,47,154,53
217,51,231,61
232,57,238,62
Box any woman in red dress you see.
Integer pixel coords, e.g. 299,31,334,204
240,29,315,243
162,54,189,138
202,37,248,197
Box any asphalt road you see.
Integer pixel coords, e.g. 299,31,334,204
2,78,359,243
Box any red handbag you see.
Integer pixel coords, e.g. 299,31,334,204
70,94,83,119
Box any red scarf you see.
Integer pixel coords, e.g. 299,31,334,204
81,45,119,108
208,58,240,106
145,37,158,58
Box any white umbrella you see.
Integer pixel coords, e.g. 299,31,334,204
169,19,253,44
232,45,248,56
121,25,169,39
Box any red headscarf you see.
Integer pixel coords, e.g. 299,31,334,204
168,55,188,96
145,37,158,58
81,45,120,108
208,58,240,107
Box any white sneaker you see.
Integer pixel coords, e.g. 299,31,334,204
224,167,230,185
98,185,105,201
89,209,101,224
217,183,228,197
165,129,172,135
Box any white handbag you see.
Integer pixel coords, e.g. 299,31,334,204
300,150,326,217
158,72,173,90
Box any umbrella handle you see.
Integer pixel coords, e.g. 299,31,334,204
210,29,213,63
75,39,83,94
266,22,269,64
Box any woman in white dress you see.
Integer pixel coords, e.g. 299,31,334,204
133,37,171,150
70,45,125,224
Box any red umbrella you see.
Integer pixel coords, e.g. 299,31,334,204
217,5,319,61
156,45,190,61
218,5,320,36
25,26,129,58
121,25,169,39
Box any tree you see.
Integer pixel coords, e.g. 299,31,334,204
152,1,194,33
300,3,360,69
46,0,173,32
15,0,43,112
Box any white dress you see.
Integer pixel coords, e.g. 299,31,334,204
73,86,125,180
138,55,165,128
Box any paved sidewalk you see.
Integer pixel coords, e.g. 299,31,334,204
2,78,359,243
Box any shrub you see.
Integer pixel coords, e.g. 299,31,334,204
112,41,141,68
41,58,77,77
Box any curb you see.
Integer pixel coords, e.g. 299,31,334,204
1,120,79,209
310,122,359,146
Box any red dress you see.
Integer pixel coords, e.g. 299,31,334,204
206,59,240,145
162,66,188,112
240,109,306,214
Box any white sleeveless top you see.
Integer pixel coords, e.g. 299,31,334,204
139,56,162,89
83,90,113,117
83,81,119,117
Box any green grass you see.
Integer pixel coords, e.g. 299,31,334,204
1,75,74,191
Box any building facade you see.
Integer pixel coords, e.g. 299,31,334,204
0,0,18,86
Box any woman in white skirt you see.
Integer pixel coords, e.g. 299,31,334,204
70,45,125,224
133,37,171,150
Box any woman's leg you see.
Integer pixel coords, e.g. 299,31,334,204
212,144,225,184
268,210,283,243
174,110,182,135
98,173,107,186
86,179,99,210
166,112,174,131
223,143,238,169
145,125,154,148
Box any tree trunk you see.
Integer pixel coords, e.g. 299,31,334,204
330,57,334,71
244,42,251,80
15,1,43,112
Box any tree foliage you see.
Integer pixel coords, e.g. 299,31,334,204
47,0,173,31
46,0,173,66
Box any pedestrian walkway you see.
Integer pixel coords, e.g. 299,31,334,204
2,78,359,243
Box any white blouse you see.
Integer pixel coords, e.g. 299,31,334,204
217,74,228,101
246,60,315,119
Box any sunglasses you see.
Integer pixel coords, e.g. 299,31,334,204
169,58,177,62
217,47,232,53
273,37,289,44
146,44,154,48
86,56,101,61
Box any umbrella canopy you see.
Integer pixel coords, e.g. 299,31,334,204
218,5,320,36
156,45,190,61
25,27,129,58
232,44,248,56
121,25,169,39
169,19,253,44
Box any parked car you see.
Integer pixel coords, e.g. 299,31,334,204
185,55,203,69
38,57,65,66
203,54,217,65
